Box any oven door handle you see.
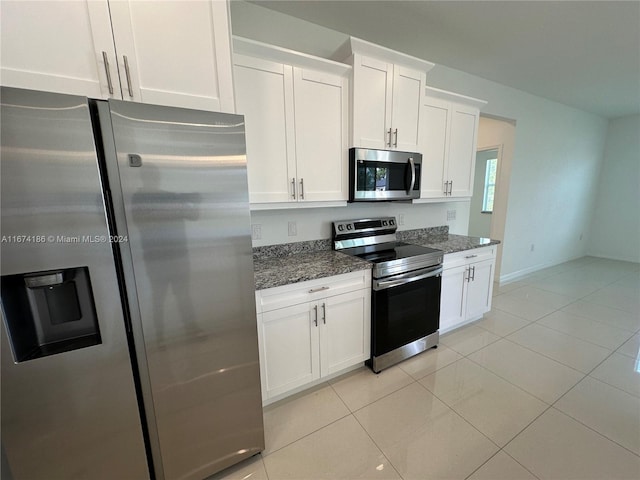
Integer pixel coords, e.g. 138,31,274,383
373,265,443,291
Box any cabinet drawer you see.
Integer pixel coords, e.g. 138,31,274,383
443,246,495,269
257,269,370,313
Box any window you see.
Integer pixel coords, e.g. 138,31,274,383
482,158,497,212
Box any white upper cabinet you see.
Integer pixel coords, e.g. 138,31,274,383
293,68,348,202
334,37,434,152
234,55,295,203
0,0,119,99
108,0,235,112
419,87,487,200
1,0,235,112
233,37,350,208
390,66,424,151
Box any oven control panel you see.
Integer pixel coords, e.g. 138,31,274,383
333,217,396,236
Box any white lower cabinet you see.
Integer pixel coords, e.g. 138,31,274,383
256,270,371,402
440,247,496,333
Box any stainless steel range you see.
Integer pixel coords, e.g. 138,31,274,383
333,217,443,372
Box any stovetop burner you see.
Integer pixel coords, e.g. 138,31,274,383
333,218,443,279
355,242,441,263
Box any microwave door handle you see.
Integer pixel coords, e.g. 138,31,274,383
406,157,416,194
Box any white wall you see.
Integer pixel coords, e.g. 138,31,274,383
425,68,608,281
588,115,640,262
231,1,610,280
476,117,517,279
250,201,470,247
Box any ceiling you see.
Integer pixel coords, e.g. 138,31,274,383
248,1,640,119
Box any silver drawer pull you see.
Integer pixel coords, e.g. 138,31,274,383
309,286,330,293
465,254,478,259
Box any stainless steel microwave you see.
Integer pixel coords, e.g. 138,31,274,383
349,148,422,202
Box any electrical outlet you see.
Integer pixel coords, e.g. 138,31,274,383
251,224,261,240
398,213,405,226
530,244,535,252
288,221,297,236
447,210,456,221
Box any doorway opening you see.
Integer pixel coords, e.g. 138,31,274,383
470,115,516,281
468,147,500,238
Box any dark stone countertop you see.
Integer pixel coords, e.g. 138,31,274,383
253,229,500,291
254,250,372,291
402,233,501,254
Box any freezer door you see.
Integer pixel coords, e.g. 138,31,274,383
0,87,149,479
103,100,264,479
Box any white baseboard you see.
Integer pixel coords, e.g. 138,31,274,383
498,254,585,284
586,252,640,264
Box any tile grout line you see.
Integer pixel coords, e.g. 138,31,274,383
261,382,352,458
460,269,640,461
492,267,640,460
478,260,639,472
547,339,640,457
348,402,406,480
413,368,541,480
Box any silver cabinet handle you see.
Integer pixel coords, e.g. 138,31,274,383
313,305,318,327
471,266,476,281
321,303,326,324
299,178,304,199
444,181,449,195
393,128,398,147
448,180,453,195
308,286,329,294
387,128,392,147
465,267,470,282
123,55,134,98
465,254,478,259
102,51,114,95
291,178,296,199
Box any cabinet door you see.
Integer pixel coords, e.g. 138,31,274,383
420,97,449,198
0,0,119,99
352,55,393,149
319,290,370,377
260,303,320,399
465,259,494,320
447,103,479,197
390,65,424,152
293,68,348,202
234,55,296,203
108,0,235,112
440,265,467,333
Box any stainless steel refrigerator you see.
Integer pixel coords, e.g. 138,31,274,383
0,87,264,480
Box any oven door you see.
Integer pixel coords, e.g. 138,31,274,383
371,265,442,370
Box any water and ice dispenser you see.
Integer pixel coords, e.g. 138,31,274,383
1,266,101,362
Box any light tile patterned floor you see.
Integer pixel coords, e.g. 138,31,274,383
211,256,640,480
